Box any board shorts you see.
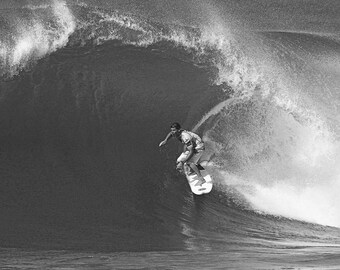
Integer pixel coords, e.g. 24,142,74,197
176,149,204,165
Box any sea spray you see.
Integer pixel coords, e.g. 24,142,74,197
0,0,75,76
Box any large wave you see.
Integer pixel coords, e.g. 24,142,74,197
197,30,340,227
1,0,340,248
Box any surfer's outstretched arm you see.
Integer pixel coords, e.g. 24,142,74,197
159,132,173,147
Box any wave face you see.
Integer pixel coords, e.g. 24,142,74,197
1,0,340,265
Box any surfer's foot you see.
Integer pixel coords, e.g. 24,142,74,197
184,166,191,175
195,178,206,186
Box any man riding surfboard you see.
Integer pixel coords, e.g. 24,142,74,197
159,122,206,186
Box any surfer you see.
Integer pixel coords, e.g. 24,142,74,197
159,122,206,186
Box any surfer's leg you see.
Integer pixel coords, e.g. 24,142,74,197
188,151,205,186
188,151,203,169
188,163,206,186
176,151,190,172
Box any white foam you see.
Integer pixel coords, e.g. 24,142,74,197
243,180,340,227
3,0,76,75
212,108,340,227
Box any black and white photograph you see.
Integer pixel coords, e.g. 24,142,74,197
1,0,340,269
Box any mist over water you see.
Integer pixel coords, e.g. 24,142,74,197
1,1,340,267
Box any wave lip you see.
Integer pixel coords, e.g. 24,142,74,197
0,0,75,76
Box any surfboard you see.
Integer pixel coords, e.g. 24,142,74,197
185,165,213,195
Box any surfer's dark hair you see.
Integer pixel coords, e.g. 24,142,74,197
170,122,181,130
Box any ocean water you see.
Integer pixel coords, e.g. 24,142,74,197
1,0,340,269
